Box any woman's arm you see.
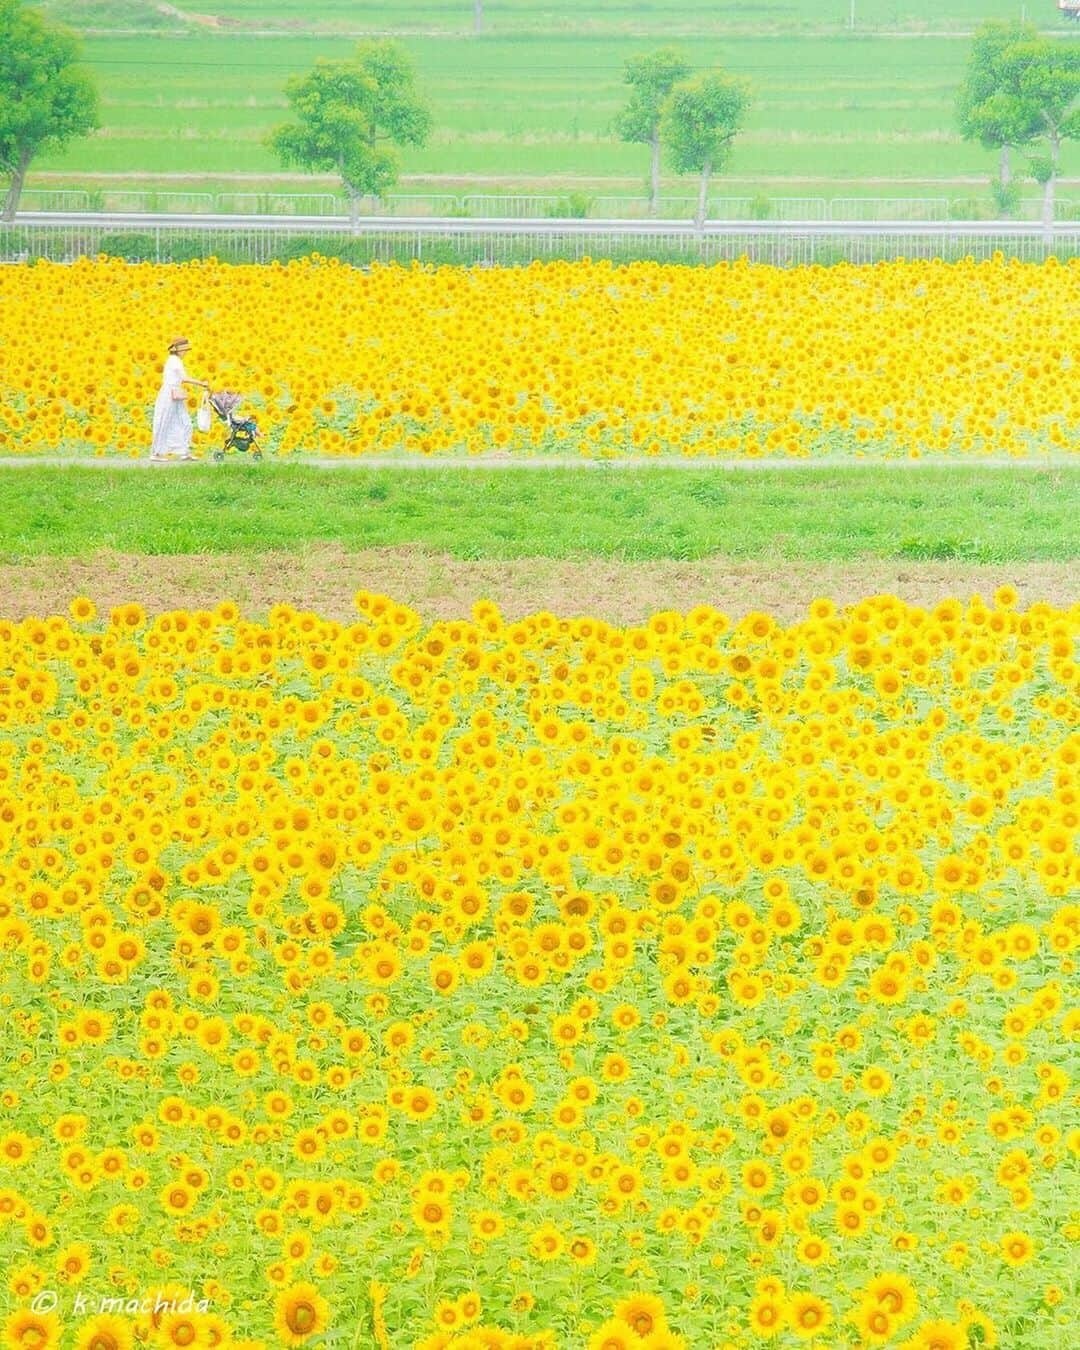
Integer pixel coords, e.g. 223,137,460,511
174,357,207,389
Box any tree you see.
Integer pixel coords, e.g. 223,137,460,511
999,39,1080,235
614,48,691,217
661,71,750,230
956,20,1040,206
0,0,99,222
268,40,432,227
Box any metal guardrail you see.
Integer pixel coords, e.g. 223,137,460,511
829,196,949,222
3,214,1079,266
14,188,1080,224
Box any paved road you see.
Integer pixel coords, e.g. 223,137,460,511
11,212,1080,239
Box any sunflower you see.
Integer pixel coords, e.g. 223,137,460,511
908,1319,967,1350
786,1292,831,1340
746,1292,785,1339
412,1195,450,1233
55,1240,92,1283
470,1210,505,1242
403,1087,438,1122
852,1300,896,1346
999,1230,1034,1266
613,1293,667,1338
0,1133,35,1167
742,1161,774,1196
794,1234,831,1267
156,1313,209,1350
608,1165,645,1204
273,1282,330,1346
1,1310,61,1349
75,1315,133,1350
587,1322,636,1350
639,1333,686,1350
159,1182,195,1216
528,1224,564,1261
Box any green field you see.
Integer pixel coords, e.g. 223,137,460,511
28,1,1080,206
3,465,1077,562
41,0,1080,37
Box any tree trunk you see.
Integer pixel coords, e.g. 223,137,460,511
1,148,31,224
999,144,1010,191
474,0,483,34
649,129,660,217
1043,132,1060,241
346,186,360,234
694,158,712,231
339,153,361,235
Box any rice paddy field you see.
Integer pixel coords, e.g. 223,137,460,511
44,0,1070,35
28,0,1080,205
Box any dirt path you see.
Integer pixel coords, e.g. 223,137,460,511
1,546,1073,625
78,18,1080,41
155,3,218,25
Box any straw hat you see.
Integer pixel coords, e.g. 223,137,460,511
168,336,191,353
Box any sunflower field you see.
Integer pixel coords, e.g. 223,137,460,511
0,257,1078,461
0,587,1076,1349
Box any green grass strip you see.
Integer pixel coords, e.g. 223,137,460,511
1,465,1077,564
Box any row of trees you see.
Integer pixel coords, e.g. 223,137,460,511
269,44,748,230
270,29,1080,230
0,0,747,228
268,43,432,228
0,0,1076,227
957,21,1080,229
614,51,749,225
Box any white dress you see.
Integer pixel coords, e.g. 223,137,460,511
150,354,193,458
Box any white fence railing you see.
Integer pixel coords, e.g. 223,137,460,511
14,188,1080,224
3,215,1079,267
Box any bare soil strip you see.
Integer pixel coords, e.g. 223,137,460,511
2,547,1074,625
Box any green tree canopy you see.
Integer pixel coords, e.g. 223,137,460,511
0,0,99,222
662,71,750,230
956,20,1041,198
999,38,1080,232
268,41,432,223
614,48,691,216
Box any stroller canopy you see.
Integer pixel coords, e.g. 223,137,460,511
210,392,243,417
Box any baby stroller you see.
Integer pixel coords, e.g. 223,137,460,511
207,392,262,462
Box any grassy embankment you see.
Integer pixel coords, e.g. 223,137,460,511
2,465,1076,563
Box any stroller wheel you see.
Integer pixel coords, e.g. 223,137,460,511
252,449,263,462
212,450,225,463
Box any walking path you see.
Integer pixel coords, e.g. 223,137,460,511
0,455,1073,471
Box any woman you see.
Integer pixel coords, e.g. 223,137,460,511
150,337,208,461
